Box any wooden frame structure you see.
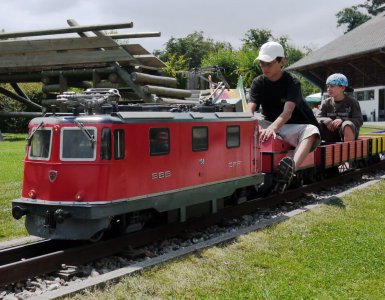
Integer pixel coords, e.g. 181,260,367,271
0,19,192,118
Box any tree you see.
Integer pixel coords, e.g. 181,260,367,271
336,0,385,33
154,31,232,70
336,7,371,33
241,29,273,50
201,49,240,87
161,54,189,88
358,0,385,15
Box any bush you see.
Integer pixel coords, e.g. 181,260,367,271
0,83,43,133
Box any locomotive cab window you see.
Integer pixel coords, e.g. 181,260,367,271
192,126,208,151
101,128,111,160
150,128,170,155
227,125,240,148
114,129,125,160
28,128,52,160
61,127,97,161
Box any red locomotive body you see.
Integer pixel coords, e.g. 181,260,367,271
13,111,264,239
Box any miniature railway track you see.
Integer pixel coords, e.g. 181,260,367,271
1,160,385,287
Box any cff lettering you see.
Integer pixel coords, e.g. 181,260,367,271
152,170,171,180
228,161,241,168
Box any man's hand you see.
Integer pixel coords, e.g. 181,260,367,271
259,127,277,142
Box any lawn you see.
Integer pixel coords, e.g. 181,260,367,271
0,133,28,240
72,180,385,300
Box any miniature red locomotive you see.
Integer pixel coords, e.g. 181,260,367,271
12,89,265,240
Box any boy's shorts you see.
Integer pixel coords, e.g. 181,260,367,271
258,119,321,152
320,120,358,142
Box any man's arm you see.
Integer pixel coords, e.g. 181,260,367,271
246,102,257,114
260,101,295,142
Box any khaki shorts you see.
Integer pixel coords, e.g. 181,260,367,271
259,119,321,152
321,120,358,142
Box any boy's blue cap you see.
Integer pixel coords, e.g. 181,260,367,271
326,73,353,92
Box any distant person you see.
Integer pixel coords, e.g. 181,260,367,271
247,41,320,193
316,73,363,142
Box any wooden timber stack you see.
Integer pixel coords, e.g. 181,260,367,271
0,20,193,112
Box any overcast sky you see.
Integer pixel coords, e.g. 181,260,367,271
1,0,364,52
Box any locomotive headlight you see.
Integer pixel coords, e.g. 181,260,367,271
75,192,84,202
28,189,37,199
54,125,60,132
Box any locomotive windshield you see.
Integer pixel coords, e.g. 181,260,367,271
61,127,96,161
28,128,52,160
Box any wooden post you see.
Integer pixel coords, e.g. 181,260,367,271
131,72,177,88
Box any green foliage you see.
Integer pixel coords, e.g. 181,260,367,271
298,75,320,97
358,0,385,15
235,46,260,87
0,83,43,133
241,28,273,49
200,30,307,88
161,54,189,88
154,27,310,91
278,36,305,67
336,0,385,33
336,7,371,33
154,31,232,70
201,49,240,87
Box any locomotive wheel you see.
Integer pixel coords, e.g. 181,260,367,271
304,169,316,184
315,172,324,181
89,230,105,242
295,172,304,187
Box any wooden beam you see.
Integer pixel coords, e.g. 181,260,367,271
308,70,324,82
121,44,150,55
131,72,177,88
0,49,135,68
0,22,134,39
67,19,136,63
371,57,385,70
132,55,166,69
347,62,374,81
0,36,119,54
67,19,151,102
108,32,161,39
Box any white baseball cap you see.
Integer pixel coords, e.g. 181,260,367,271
256,41,285,62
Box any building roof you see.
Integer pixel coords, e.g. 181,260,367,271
286,11,385,90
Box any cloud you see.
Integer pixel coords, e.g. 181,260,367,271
0,0,364,52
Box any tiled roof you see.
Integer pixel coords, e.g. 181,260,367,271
287,11,385,70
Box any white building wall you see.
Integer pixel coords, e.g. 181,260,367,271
353,86,385,122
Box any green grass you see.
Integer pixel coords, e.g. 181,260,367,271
73,181,385,300
0,133,28,240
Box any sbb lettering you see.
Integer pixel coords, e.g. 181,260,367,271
152,171,171,180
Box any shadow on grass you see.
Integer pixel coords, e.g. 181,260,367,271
325,196,346,209
3,137,27,142
1,133,28,142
